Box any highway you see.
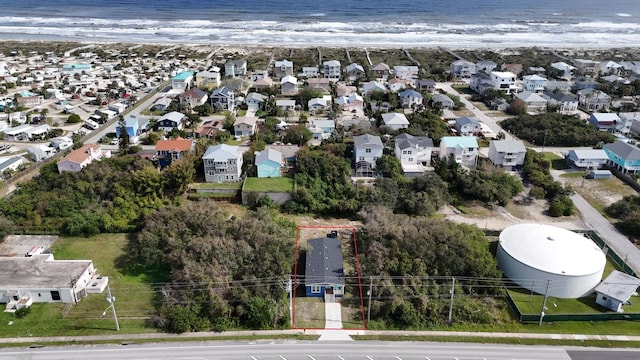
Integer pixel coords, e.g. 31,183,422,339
0,340,637,360
1,341,639,360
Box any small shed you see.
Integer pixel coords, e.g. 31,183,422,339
594,270,640,312
587,169,612,179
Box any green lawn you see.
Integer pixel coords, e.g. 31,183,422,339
236,109,247,117
0,234,163,338
293,298,325,329
190,181,243,190
244,177,294,192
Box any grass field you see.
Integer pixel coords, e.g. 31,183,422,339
0,234,162,338
190,181,243,190
244,177,294,192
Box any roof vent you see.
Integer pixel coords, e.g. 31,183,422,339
547,236,555,241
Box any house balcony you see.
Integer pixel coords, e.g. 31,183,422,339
503,153,519,159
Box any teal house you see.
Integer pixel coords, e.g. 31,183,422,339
603,141,640,174
255,148,283,178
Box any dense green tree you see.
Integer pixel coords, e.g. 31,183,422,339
500,113,615,147
66,113,81,123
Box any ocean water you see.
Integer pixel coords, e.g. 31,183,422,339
1,0,639,47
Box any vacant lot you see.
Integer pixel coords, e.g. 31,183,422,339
0,234,161,338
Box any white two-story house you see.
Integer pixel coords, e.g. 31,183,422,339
353,134,383,176
394,133,434,176
488,140,526,169
439,136,479,168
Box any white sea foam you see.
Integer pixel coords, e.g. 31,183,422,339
0,17,639,48
617,13,632,17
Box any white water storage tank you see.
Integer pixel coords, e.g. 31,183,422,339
497,224,606,298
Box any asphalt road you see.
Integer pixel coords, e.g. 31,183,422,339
437,82,514,141
572,193,640,274
1,341,639,360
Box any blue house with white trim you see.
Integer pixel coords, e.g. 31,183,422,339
604,141,640,174
255,148,283,178
305,236,344,298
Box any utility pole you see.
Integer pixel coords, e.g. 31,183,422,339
288,276,293,329
538,279,551,326
104,284,120,331
447,277,455,324
367,276,372,328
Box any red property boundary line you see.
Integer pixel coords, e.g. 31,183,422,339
293,225,366,330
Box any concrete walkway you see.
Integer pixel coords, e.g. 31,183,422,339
324,303,343,329
3,329,640,344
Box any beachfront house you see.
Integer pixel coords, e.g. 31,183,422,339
346,63,366,81
323,60,341,81
450,60,476,78
415,79,436,93
476,60,497,73
225,59,247,78
274,59,294,79
393,65,419,80
370,63,390,81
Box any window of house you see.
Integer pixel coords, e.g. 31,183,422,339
365,148,371,153
359,156,365,161
408,158,414,162
468,148,474,151
51,291,61,301
311,285,321,293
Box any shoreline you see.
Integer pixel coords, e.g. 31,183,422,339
1,39,639,53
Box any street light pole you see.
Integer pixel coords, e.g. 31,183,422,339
367,276,372,328
104,284,120,331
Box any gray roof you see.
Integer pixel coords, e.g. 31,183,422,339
595,270,640,302
202,144,240,161
0,254,92,289
605,141,640,161
159,111,185,124
543,90,577,103
395,133,433,150
305,237,344,286
255,147,282,165
353,134,383,148
212,86,233,96
455,116,479,126
491,140,526,153
0,156,22,170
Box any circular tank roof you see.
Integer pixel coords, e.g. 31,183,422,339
499,224,605,276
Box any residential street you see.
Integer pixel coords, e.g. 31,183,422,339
572,193,640,273
437,82,514,141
